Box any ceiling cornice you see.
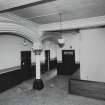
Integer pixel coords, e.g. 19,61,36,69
39,15,105,31
0,0,56,13
0,13,39,32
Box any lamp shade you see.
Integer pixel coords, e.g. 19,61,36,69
58,37,64,44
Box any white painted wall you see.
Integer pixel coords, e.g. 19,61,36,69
1,12,105,83
39,15,105,82
42,31,80,63
0,14,41,71
0,35,32,70
61,31,80,63
80,28,105,82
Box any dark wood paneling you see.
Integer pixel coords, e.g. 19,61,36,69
57,62,80,76
71,64,80,79
69,79,105,100
0,59,58,93
0,69,22,92
0,65,35,93
57,62,63,75
44,58,57,71
50,58,57,70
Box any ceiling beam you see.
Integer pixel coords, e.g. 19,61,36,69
0,0,56,13
39,15,105,31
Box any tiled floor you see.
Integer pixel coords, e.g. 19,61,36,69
0,70,105,105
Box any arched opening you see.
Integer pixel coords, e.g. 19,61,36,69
0,32,33,71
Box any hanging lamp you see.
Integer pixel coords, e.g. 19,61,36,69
58,13,65,48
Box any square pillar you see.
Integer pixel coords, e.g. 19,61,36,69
32,42,44,90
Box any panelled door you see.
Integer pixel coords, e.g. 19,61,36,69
62,50,75,75
21,51,31,70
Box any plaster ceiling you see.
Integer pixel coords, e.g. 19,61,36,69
1,0,105,24
0,0,41,11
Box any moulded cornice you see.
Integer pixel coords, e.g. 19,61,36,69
39,15,105,31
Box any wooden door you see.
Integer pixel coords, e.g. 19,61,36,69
45,50,50,71
21,51,31,80
21,51,31,70
62,50,75,75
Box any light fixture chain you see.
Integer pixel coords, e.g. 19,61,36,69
59,13,62,32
